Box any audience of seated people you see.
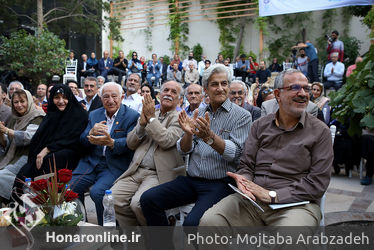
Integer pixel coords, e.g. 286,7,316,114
15,84,88,194
2,45,371,231
0,89,45,201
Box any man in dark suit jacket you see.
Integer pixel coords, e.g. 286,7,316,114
98,50,114,81
229,80,260,122
159,57,168,83
70,82,139,225
78,54,96,82
81,77,103,113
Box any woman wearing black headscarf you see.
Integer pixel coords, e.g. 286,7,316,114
16,84,88,181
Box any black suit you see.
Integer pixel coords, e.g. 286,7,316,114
81,95,103,113
78,60,96,84
160,63,168,83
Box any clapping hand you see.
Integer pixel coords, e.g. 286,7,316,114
178,109,198,135
194,112,213,141
142,94,155,120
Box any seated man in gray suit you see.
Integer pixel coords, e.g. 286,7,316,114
111,80,185,227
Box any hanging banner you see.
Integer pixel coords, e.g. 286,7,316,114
259,0,374,17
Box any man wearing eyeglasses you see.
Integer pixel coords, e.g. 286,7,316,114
200,69,333,226
229,80,261,122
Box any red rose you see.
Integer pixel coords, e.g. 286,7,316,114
30,179,48,191
64,191,79,202
58,169,72,183
31,194,46,205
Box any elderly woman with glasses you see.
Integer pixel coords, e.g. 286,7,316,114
15,84,88,193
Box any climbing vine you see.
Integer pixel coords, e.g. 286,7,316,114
168,0,190,56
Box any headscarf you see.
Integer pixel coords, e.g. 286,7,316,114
87,55,98,67
0,90,45,168
27,84,88,163
311,82,329,110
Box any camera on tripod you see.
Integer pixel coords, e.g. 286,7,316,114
325,34,334,43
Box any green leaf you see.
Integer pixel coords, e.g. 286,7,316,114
369,79,374,88
360,113,374,130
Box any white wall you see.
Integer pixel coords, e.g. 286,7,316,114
102,1,371,61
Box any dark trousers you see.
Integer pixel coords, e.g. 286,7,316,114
140,175,234,226
69,159,117,226
307,59,320,83
324,80,342,91
107,68,126,84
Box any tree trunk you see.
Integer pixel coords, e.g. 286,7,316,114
37,0,43,33
233,20,246,60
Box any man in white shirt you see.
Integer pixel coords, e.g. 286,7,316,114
323,52,345,91
182,52,198,71
122,73,143,113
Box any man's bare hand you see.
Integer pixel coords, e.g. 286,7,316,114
142,94,155,120
227,172,256,200
87,130,114,148
178,109,197,135
89,121,107,136
194,112,213,141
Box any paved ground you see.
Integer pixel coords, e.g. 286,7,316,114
85,167,374,226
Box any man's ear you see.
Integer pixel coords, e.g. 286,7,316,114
274,89,281,102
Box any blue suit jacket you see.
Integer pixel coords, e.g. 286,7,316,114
73,104,139,178
98,58,114,72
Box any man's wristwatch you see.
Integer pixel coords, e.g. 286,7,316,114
204,132,214,146
269,191,277,203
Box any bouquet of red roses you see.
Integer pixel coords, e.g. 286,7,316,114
14,166,84,226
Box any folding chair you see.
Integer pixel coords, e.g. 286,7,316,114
63,59,78,84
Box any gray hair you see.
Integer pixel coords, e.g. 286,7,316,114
8,81,24,91
185,83,203,97
230,80,247,95
100,82,123,96
97,76,105,81
160,80,183,98
274,69,302,89
202,64,231,89
84,76,98,86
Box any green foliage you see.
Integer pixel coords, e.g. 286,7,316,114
0,0,123,42
267,12,312,62
0,29,69,87
126,50,135,60
329,46,374,135
168,0,190,56
347,5,372,18
340,36,362,66
364,6,374,37
192,43,203,61
162,55,171,65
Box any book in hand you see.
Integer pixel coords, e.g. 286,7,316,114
228,184,264,212
268,201,310,210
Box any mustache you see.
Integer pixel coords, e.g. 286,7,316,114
163,96,173,101
293,97,308,102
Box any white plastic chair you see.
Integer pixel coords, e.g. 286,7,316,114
63,59,78,84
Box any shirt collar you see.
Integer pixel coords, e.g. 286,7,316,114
104,107,120,121
273,110,306,130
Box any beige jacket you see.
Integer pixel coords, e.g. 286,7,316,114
115,109,185,184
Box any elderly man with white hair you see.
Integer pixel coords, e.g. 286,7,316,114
70,82,139,225
8,81,24,99
229,80,260,122
323,52,345,91
140,64,252,226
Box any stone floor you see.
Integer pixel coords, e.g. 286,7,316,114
85,168,374,226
